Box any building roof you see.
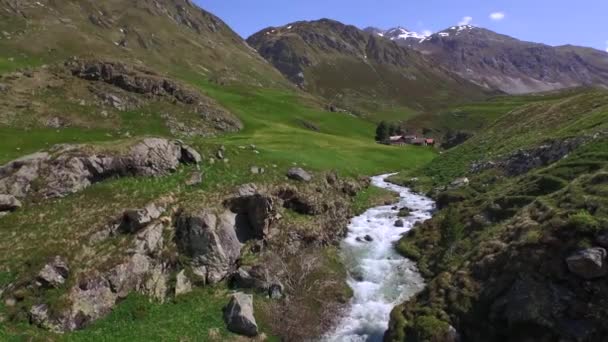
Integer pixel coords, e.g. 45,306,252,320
389,136,404,141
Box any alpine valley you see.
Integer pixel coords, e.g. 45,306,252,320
0,1,607,342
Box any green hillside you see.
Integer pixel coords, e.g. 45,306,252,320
386,87,608,342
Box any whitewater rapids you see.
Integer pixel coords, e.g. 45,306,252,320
325,174,435,341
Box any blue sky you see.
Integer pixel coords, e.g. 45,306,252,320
196,0,608,52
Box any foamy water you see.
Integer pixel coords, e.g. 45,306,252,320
325,174,435,341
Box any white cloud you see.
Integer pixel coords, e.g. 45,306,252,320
605,40,608,53
458,16,473,26
490,12,506,21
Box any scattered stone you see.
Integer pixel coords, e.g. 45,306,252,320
0,83,9,92
566,247,608,279
175,270,193,296
209,157,216,165
185,171,203,186
287,167,312,182
4,298,16,307
223,292,258,337
364,235,374,242
249,144,256,150
37,256,69,288
216,150,224,160
394,219,405,227
0,194,21,212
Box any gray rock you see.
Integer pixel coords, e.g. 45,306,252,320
180,145,202,165
185,171,203,186
106,253,152,298
224,292,258,337
134,222,164,255
216,150,224,160
268,283,284,299
0,83,9,92
596,231,608,249
364,235,374,242
64,276,117,330
120,202,166,233
566,247,608,279
0,139,199,199
236,183,258,197
29,304,61,332
287,167,312,182
394,219,405,227
176,210,242,284
175,270,193,296
37,256,69,288
0,194,21,212
246,195,276,238
142,263,168,302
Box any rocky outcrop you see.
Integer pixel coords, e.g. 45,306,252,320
225,190,279,239
0,138,200,199
470,136,603,176
36,257,70,288
223,292,258,337
287,167,312,182
0,194,21,212
230,266,284,298
566,247,608,280
175,210,242,284
66,59,243,133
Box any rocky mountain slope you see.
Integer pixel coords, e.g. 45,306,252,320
0,0,290,88
386,88,608,341
247,19,488,118
392,25,608,94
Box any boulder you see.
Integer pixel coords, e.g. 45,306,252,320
364,235,374,242
566,247,608,279
133,222,165,255
29,304,61,332
223,292,258,337
0,194,21,212
175,210,242,284
398,207,411,217
179,145,202,164
394,219,405,228
246,195,276,238
287,167,312,182
175,270,193,296
0,152,50,198
120,202,166,233
37,256,70,288
106,253,152,298
64,276,117,330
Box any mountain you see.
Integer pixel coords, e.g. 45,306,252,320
365,26,429,48
390,25,608,94
247,19,489,118
0,0,290,88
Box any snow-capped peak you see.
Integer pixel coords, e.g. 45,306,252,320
385,27,429,41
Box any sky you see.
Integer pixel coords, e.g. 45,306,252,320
196,0,608,52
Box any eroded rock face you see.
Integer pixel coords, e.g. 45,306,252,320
566,247,608,280
175,210,242,284
223,292,258,337
0,139,200,199
226,191,279,239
